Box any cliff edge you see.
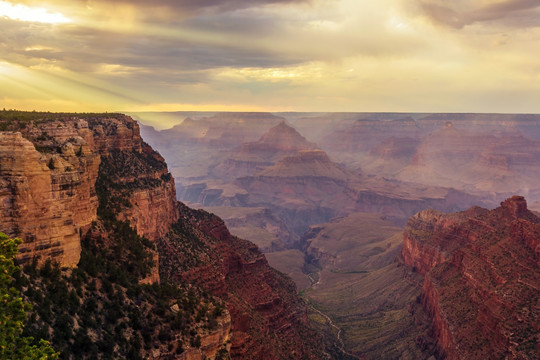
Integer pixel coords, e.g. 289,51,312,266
402,196,539,359
0,110,322,359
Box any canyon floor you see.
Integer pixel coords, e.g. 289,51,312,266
136,111,540,359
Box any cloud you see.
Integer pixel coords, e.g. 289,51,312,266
10,0,311,17
98,0,311,14
2,0,540,114
0,15,308,86
416,0,540,28
0,0,429,79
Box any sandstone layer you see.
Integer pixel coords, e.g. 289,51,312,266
0,115,179,267
158,202,323,359
0,126,100,267
402,196,539,359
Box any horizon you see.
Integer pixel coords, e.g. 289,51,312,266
1,0,539,114
5,108,540,131
126,110,540,130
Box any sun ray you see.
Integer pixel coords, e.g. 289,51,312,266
0,1,70,24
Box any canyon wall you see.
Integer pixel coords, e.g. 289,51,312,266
0,112,322,359
0,126,100,267
158,202,323,359
0,115,178,267
402,196,539,359
85,117,179,241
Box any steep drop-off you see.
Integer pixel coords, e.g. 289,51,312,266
402,196,539,359
159,202,323,359
0,111,323,360
0,122,100,267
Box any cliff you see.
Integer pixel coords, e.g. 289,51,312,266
86,117,179,242
0,115,177,267
402,196,539,359
1,110,322,359
0,124,100,267
158,202,323,359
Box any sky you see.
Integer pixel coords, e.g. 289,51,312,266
0,0,539,113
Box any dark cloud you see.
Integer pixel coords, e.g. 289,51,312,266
0,16,307,84
182,11,282,36
417,0,540,28
93,0,310,13
10,0,310,17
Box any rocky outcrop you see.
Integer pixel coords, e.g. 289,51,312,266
85,117,179,242
0,115,178,266
176,310,231,360
401,207,485,274
158,202,323,359
211,121,318,180
0,129,100,267
402,196,540,359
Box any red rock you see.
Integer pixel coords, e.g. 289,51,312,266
402,196,539,359
158,203,323,359
0,130,100,267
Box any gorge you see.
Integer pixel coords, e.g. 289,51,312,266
1,110,538,359
0,111,323,359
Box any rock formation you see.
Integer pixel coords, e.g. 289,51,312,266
159,202,323,359
211,121,318,180
0,115,178,267
0,126,100,267
87,117,179,241
402,196,539,359
0,111,323,359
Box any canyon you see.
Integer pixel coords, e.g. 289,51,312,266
402,196,539,359
1,110,539,359
0,111,323,359
135,111,540,359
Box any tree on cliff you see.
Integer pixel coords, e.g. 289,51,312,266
0,232,59,359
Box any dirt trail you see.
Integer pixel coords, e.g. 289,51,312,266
307,272,360,359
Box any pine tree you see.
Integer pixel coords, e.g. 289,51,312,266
0,232,59,359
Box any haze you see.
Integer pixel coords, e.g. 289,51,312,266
1,0,540,114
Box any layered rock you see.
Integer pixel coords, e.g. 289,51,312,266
211,121,318,180
158,203,323,359
402,196,540,359
0,115,178,266
177,311,232,360
0,129,100,267
83,116,180,242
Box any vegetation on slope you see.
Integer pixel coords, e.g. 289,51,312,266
0,109,122,128
13,149,227,359
301,213,432,359
0,232,58,359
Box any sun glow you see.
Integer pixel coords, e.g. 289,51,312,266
0,1,70,23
